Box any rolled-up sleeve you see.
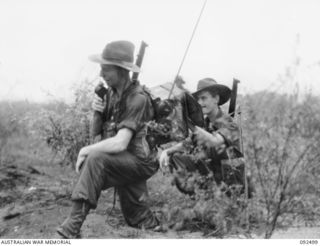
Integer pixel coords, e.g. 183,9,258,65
117,94,148,134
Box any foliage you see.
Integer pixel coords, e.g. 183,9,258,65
155,171,257,238
0,117,18,160
29,80,94,167
0,102,22,162
242,92,320,238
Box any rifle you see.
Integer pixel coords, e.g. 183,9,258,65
228,78,240,118
132,41,148,82
228,78,250,230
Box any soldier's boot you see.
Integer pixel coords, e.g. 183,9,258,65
56,200,91,239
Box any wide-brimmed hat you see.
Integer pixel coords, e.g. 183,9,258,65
192,78,231,105
89,40,140,73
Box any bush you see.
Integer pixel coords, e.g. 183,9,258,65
33,80,94,167
242,92,320,238
0,102,21,162
158,170,268,239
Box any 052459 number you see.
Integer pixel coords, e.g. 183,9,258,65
300,240,318,245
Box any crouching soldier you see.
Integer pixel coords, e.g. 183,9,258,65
57,40,159,238
160,78,253,196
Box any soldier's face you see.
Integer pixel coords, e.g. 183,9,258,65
197,91,219,115
100,65,119,88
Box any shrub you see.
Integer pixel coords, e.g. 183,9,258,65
242,92,320,238
33,80,94,167
154,171,259,238
0,102,20,161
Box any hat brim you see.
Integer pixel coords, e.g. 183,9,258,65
89,54,141,73
192,84,231,105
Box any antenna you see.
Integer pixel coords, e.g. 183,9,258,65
168,0,207,98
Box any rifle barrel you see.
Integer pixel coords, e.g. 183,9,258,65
229,78,240,118
132,41,148,82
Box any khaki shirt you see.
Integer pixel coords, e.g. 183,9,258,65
94,81,156,162
204,108,242,158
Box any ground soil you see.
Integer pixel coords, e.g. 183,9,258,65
0,152,204,239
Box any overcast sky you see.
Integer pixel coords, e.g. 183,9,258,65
1,0,320,102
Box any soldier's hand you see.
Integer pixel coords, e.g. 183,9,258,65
92,94,106,113
75,147,89,173
193,126,213,146
216,143,227,154
159,149,170,173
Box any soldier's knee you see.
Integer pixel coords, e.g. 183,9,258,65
85,151,107,169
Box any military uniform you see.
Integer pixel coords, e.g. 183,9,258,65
72,81,159,228
170,108,246,193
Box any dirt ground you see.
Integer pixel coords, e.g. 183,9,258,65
0,141,319,239
0,153,203,239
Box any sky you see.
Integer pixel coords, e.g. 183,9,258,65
1,0,320,102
